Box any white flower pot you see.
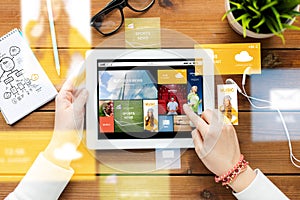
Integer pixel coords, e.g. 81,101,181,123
224,0,300,39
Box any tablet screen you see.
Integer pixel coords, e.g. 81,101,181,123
97,59,203,140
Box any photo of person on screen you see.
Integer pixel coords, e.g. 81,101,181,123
99,101,114,117
144,108,158,132
219,95,238,124
187,85,202,114
167,97,179,115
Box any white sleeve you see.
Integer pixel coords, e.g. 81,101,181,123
233,169,289,200
5,152,74,200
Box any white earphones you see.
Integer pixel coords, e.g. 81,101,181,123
226,67,300,168
225,78,242,93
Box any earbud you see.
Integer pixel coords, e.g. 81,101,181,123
226,67,300,168
226,67,252,94
225,78,242,94
242,67,251,86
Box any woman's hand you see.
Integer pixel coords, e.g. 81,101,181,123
44,78,88,169
183,104,256,192
183,104,241,176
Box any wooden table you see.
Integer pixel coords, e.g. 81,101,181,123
1,0,300,199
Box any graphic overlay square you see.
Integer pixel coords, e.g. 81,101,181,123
196,43,261,75
217,84,238,125
125,17,161,48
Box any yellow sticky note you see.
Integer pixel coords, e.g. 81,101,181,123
125,17,161,48
196,43,261,75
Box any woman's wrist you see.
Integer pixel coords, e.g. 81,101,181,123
43,144,72,170
43,130,82,169
229,165,257,193
214,155,257,193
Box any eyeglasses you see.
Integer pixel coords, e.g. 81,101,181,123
91,0,155,36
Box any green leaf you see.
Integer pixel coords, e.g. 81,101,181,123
253,16,266,29
289,10,300,17
265,17,278,34
283,23,300,31
260,1,278,12
266,15,281,32
222,7,238,21
242,17,248,37
252,0,259,10
245,18,252,29
229,1,245,9
247,5,261,16
222,0,300,43
280,14,294,20
255,27,260,33
271,7,283,31
234,13,251,23
265,18,285,43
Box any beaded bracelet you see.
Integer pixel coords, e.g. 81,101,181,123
215,154,249,187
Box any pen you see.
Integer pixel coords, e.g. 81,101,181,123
46,0,60,76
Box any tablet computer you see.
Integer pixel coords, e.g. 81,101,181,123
85,49,215,149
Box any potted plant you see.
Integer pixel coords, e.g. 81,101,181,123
223,0,300,43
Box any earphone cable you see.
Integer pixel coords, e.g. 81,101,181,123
238,74,300,169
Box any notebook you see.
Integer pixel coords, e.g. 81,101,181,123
0,28,58,125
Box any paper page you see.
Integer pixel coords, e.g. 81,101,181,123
0,29,57,124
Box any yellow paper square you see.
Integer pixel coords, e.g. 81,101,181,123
125,17,161,48
0,131,96,181
196,43,261,75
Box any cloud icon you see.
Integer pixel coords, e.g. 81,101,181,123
54,143,82,161
10,46,20,57
235,51,253,62
127,23,134,29
175,72,184,79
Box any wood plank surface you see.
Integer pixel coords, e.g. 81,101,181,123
1,176,300,199
0,0,299,48
0,0,300,199
89,0,300,49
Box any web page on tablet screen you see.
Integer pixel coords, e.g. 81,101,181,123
97,59,203,140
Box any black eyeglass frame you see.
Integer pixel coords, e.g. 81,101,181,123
91,0,155,36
